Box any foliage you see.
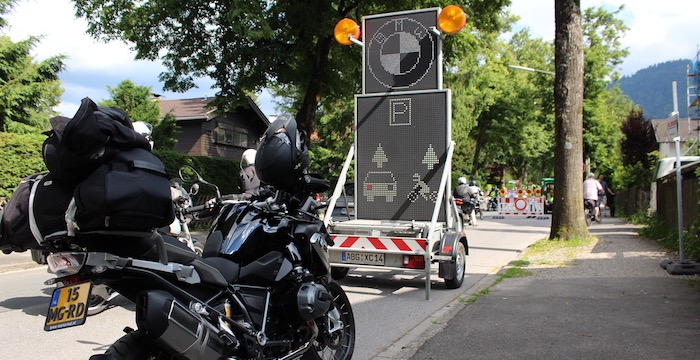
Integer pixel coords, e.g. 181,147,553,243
580,6,630,182
155,150,241,195
71,0,510,136
100,80,161,124
98,80,179,150
615,107,658,190
618,60,691,120
0,131,47,200
638,215,700,263
0,34,66,133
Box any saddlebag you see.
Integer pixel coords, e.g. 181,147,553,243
0,173,73,252
72,148,175,231
42,97,151,186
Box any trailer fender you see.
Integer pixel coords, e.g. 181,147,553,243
438,231,468,280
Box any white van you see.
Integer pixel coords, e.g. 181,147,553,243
650,156,700,214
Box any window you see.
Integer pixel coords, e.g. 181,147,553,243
216,123,248,147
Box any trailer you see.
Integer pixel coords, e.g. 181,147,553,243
327,7,469,299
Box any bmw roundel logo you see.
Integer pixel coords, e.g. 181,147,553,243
367,17,436,90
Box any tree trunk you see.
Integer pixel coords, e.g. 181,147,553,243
296,36,333,136
550,0,589,239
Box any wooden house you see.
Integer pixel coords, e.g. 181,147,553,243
159,97,269,161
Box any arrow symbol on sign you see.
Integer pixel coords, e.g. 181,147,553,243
422,144,438,170
372,143,389,168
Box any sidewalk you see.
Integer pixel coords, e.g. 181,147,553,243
404,217,700,359
0,250,42,274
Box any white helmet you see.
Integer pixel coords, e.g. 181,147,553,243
458,177,467,185
241,149,256,167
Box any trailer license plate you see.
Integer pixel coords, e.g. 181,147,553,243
44,281,92,331
342,251,384,265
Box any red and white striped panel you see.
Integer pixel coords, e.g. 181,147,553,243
497,197,544,215
331,235,427,253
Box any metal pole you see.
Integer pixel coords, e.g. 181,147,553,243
674,137,685,262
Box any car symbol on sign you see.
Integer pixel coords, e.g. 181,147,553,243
363,171,397,202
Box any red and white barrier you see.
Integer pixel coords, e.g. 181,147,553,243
497,197,544,215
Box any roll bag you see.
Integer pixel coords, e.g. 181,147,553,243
42,97,151,186
0,173,73,252
72,148,175,231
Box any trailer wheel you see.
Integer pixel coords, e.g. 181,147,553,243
331,267,350,280
444,242,466,289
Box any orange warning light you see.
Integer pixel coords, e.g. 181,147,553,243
438,5,467,34
334,18,361,45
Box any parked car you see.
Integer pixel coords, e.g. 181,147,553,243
330,183,355,221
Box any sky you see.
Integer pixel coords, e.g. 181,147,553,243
4,0,700,119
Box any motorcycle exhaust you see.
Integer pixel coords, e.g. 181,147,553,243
136,290,225,360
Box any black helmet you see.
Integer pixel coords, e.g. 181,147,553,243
255,114,309,189
469,180,477,186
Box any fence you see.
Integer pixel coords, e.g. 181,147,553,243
617,163,699,230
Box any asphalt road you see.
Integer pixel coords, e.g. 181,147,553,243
0,214,551,359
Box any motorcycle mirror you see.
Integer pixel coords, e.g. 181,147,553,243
190,183,200,196
179,166,204,183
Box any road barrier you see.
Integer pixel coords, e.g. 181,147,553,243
497,196,544,216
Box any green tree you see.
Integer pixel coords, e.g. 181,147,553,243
72,0,510,136
615,107,658,190
99,79,178,150
581,6,629,177
0,0,66,133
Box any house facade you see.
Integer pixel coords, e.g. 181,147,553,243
159,97,269,161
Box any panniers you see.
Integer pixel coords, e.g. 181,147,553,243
0,173,74,252
72,148,175,231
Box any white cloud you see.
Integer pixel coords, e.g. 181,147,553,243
508,0,700,75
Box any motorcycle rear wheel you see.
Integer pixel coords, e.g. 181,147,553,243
90,330,172,360
302,282,355,360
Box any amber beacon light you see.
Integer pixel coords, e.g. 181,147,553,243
334,18,361,45
438,5,467,34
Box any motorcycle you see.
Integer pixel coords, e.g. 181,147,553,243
487,196,498,212
454,196,480,226
42,165,355,360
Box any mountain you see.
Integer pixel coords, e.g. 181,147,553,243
617,59,693,120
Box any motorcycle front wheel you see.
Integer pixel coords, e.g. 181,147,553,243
303,282,355,360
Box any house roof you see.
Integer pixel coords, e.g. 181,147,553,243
159,97,216,119
158,96,269,126
651,118,700,143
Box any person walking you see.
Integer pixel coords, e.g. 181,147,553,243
583,173,603,222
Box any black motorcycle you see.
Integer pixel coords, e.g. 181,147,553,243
41,165,355,360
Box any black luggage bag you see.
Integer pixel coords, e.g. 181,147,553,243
72,148,175,231
0,173,74,252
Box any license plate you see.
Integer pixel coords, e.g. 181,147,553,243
341,251,385,265
44,281,92,331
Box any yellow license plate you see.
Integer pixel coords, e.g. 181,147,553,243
44,281,92,331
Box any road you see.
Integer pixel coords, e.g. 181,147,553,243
0,215,551,360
